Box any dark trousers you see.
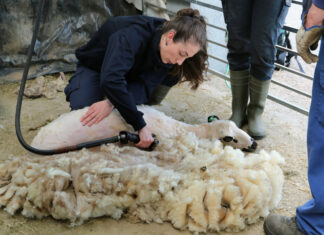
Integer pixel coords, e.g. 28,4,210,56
222,0,290,80
64,64,148,110
64,65,104,110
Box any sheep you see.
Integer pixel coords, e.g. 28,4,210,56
31,105,257,152
0,133,284,233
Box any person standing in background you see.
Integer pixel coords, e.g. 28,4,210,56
221,0,290,139
264,0,324,234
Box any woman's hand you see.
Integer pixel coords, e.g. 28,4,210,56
135,126,154,149
81,99,114,127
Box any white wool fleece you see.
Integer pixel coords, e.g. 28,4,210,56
0,132,285,233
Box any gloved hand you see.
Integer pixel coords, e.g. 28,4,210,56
296,2,324,64
296,24,324,64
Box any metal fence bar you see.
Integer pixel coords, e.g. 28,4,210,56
208,53,314,83
208,68,309,116
208,55,312,98
207,39,227,49
274,63,313,80
207,23,299,34
206,22,227,32
267,95,309,115
207,24,298,34
208,54,228,64
276,45,299,56
271,79,312,98
207,22,299,35
208,68,230,81
292,0,303,6
283,25,299,33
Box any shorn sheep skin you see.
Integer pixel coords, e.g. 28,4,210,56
31,106,257,151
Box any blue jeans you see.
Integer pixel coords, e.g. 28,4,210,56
296,37,324,235
222,0,290,80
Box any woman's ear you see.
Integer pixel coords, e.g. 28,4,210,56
166,30,176,41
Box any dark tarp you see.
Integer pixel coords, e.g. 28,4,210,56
0,0,140,84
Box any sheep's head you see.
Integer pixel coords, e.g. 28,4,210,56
209,119,257,152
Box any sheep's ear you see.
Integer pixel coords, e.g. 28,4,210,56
207,115,220,123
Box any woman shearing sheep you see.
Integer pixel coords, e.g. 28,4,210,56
64,8,208,149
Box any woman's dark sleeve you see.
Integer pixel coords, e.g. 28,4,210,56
100,27,147,131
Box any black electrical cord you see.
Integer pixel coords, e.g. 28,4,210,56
15,0,159,155
15,0,56,155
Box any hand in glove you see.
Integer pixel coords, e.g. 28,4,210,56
296,3,324,64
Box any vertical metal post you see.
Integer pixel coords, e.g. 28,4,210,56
142,0,147,15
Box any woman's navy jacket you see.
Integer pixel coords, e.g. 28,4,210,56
76,15,178,131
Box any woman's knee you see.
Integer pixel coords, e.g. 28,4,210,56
64,65,103,110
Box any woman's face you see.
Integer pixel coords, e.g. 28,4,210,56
160,31,200,65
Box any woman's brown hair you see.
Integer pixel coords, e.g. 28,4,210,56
162,8,208,89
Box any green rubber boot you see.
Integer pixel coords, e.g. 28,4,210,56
229,69,250,128
247,76,271,140
146,85,171,105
